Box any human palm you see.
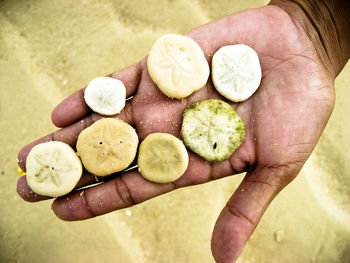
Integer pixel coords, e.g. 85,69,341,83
17,5,334,263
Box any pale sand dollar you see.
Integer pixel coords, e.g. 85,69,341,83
26,141,83,197
212,44,262,102
147,34,210,99
138,133,189,183
84,77,126,116
181,99,245,162
76,118,138,176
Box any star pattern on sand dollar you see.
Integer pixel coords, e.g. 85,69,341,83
147,146,180,168
34,150,72,187
191,111,236,154
85,124,123,166
218,53,254,92
158,44,195,86
96,85,115,108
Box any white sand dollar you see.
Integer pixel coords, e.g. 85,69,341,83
138,133,189,183
77,118,139,177
26,141,83,197
181,99,245,162
147,34,209,99
84,77,126,115
212,44,262,102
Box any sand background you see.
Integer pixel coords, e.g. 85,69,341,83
0,0,349,262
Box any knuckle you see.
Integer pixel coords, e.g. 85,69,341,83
226,202,255,227
114,176,135,208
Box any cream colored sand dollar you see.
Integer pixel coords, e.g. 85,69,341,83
147,34,209,99
212,44,261,102
181,99,245,162
84,77,126,115
138,133,189,183
77,118,138,176
26,141,83,197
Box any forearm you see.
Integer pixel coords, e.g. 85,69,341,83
269,0,350,77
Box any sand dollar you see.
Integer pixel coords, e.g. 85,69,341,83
76,118,138,176
147,34,209,99
181,99,245,162
84,77,126,116
138,133,189,183
212,44,261,102
26,141,83,197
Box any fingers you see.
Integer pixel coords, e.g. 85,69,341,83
18,137,247,206
50,14,249,129
51,89,90,128
51,61,142,128
52,170,172,220
17,171,99,202
185,13,250,62
51,11,256,129
51,153,244,221
17,113,101,171
17,100,134,171
17,176,50,202
211,166,296,263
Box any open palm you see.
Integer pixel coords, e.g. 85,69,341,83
17,5,335,263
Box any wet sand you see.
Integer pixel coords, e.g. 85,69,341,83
0,1,349,262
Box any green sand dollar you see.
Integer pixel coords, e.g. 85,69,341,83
181,99,245,162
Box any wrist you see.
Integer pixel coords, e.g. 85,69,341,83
269,0,350,77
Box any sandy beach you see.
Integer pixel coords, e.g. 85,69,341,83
0,1,349,262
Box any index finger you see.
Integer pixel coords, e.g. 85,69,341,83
51,61,142,128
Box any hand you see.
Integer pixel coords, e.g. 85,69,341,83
17,5,335,263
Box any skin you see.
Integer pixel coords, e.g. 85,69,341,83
16,1,349,263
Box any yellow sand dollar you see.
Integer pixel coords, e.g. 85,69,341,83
138,133,189,183
147,34,209,99
77,118,138,176
26,141,83,197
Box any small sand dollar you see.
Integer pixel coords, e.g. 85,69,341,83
76,118,138,176
181,99,245,162
84,77,126,115
147,34,209,99
212,44,261,102
138,133,189,183
26,141,83,197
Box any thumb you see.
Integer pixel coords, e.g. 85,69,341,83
211,166,296,263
